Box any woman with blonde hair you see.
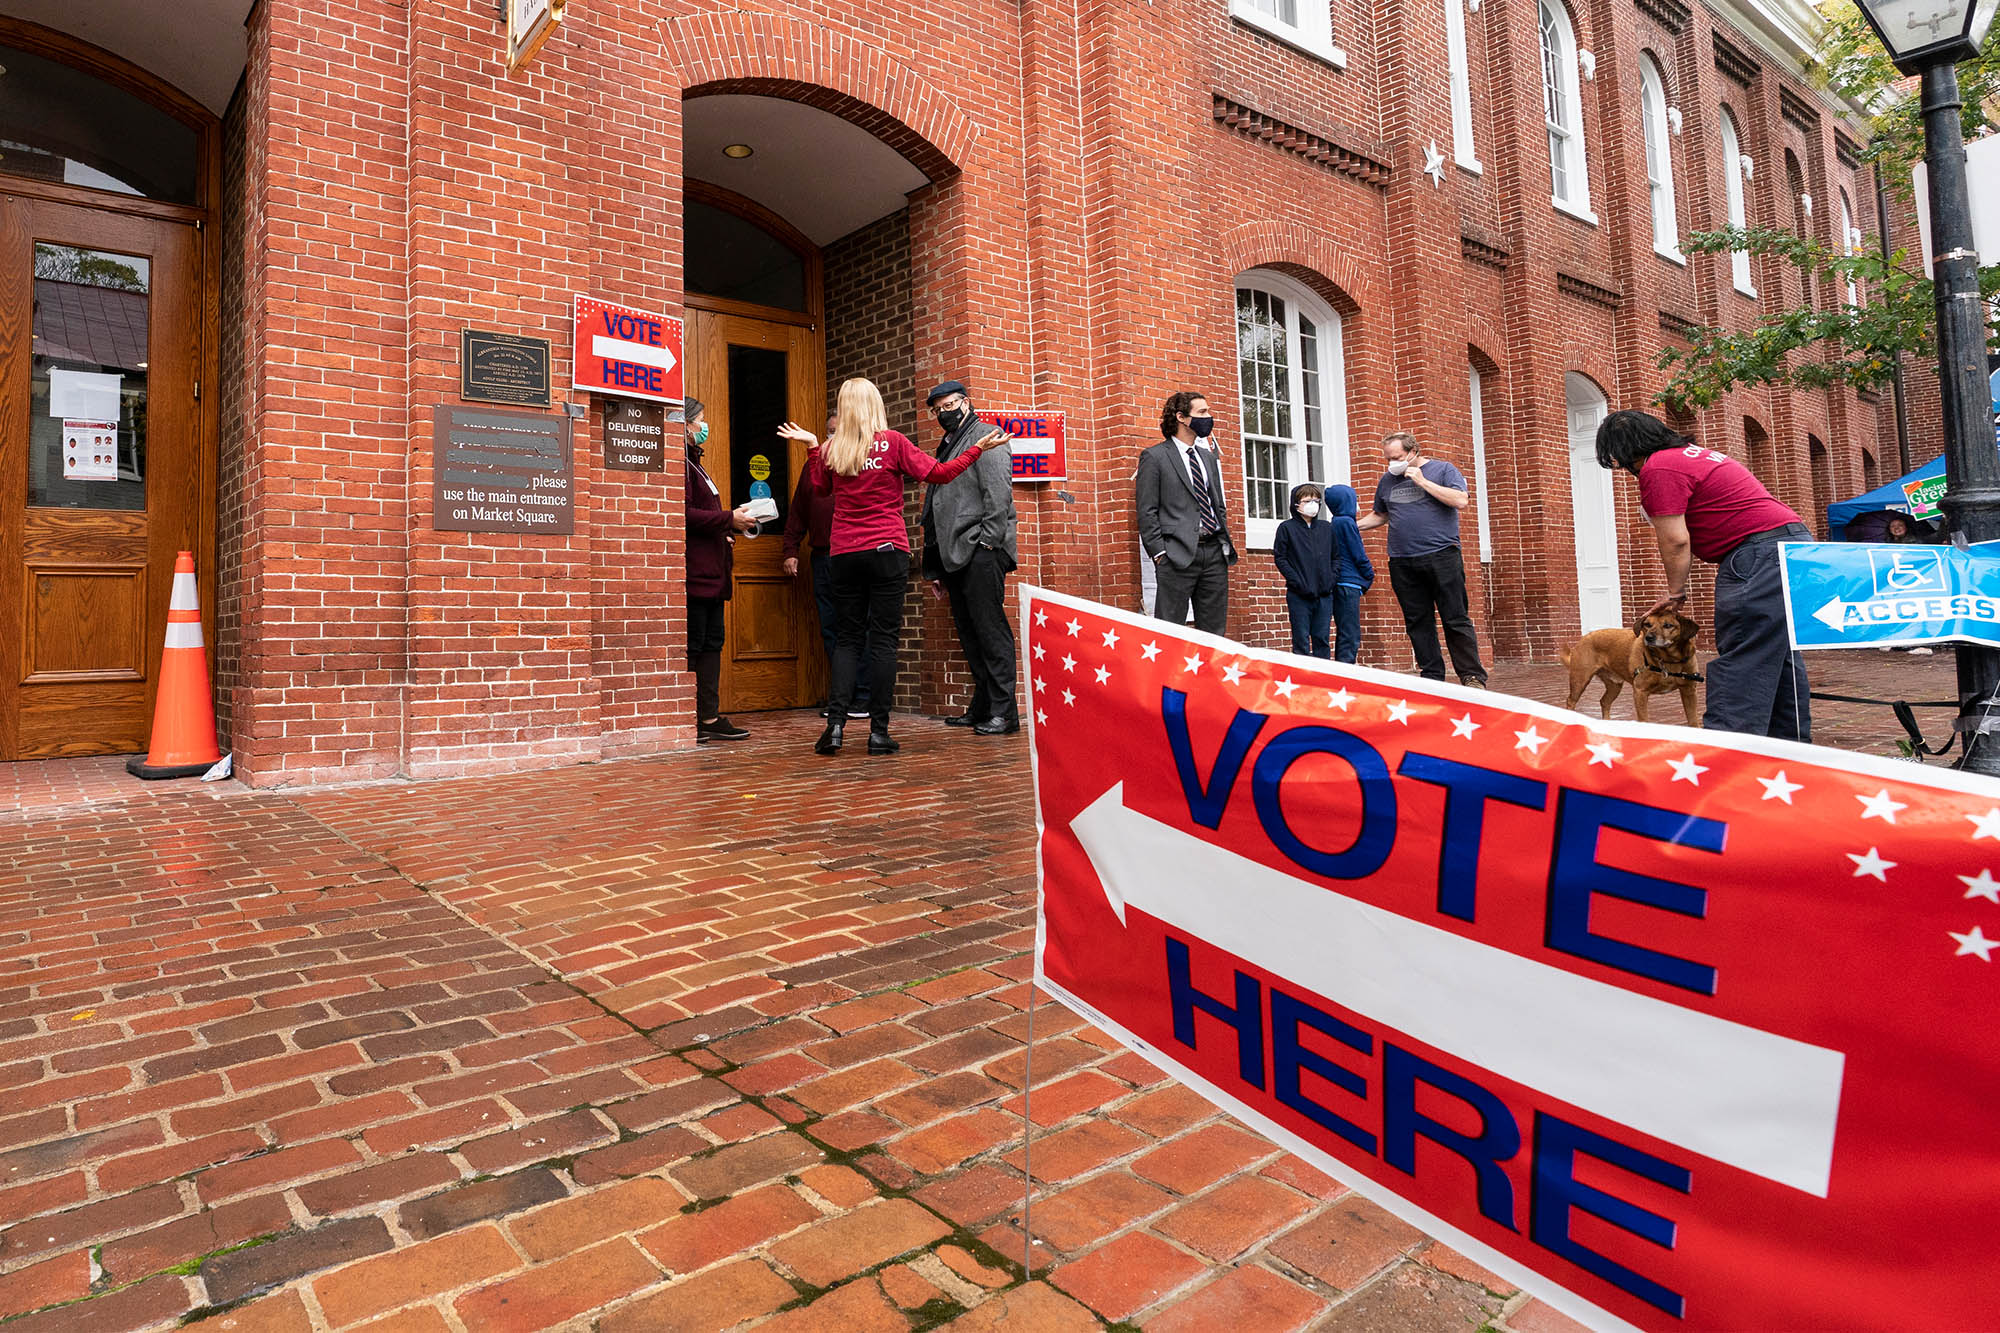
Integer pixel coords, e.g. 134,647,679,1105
779,378,1006,756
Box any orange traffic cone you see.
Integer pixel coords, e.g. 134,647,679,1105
126,551,223,780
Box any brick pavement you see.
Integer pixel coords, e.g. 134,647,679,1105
0,649,1961,1331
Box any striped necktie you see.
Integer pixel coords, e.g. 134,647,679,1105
1186,447,1222,535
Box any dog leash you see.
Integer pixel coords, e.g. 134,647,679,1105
1808,691,1961,758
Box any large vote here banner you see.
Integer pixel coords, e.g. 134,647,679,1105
1021,585,2000,1332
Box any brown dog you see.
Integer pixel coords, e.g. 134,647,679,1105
1559,610,1703,725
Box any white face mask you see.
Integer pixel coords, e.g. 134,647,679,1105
1387,457,1411,476
1298,501,1321,519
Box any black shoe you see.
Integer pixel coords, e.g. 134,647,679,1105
815,721,844,755
867,725,900,755
943,713,980,728
698,716,750,742
974,718,1019,735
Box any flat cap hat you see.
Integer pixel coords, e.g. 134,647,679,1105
926,380,970,405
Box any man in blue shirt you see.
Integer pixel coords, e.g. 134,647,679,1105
1358,431,1489,687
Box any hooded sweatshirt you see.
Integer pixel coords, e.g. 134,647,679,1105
1272,484,1339,597
1323,484,1375,591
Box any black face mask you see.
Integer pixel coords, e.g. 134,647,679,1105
938,407,969,433
1189,415,1215,439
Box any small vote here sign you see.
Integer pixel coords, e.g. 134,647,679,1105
978,409,1066,484
573,295,683,405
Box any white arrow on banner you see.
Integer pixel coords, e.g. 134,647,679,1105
1812,597,1850,633
592,334,678,375
1068,782,1845,1197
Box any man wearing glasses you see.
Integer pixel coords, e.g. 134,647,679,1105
920,380,1020,734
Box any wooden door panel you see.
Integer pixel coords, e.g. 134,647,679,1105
16,681,147,757
25,563,147,681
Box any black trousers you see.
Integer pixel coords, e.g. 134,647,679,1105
1155,539,1230,635
1706,524,1811,741
943,548,1018,724
687,595,727,721
1387,547,1487,684
829,546,907,727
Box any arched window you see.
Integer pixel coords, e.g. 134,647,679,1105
1469,360,1493,562
1839,187,1861,306
1539,1,1592,217
1719,108,1755,296
1640,54,1680,258
1446,0,1480,171
1234,269,1350,549
1786,151,1813,306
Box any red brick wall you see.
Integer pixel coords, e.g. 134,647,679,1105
213,80,250,743
211,0,1898,783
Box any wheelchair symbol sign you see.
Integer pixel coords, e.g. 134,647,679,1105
1868,548,1947,597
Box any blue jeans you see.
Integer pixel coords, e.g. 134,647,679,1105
1285,590,1332,658
1333,584,1363,664
811,552,867,706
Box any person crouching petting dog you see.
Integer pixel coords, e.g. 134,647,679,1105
1594,410,1810,741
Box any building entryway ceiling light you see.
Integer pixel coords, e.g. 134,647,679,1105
722,143,754,159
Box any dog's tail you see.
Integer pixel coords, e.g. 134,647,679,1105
1557,643,1571,667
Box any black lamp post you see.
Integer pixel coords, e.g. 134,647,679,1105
1849,0,1999,771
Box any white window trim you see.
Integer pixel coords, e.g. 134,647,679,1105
1445,0,1481,172
1234,268,1351,551
1640,55,1684,262
1470,364,1493,564
1539,0,1592,217
1720,108,1757,297
1230,0,1348,69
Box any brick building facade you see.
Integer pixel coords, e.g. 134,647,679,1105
2,0,1894,785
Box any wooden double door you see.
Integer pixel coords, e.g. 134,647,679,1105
0,191,208,759
686,306,826,713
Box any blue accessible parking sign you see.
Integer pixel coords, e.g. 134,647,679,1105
1780,540,2000,650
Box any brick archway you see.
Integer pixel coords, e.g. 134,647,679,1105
1217,220,1382,314
665,12,978,180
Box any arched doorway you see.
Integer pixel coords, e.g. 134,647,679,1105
0,17,219,759
1565,372,1620,632
682,91,934,714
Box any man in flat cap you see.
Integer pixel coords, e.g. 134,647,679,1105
920,380,1019,734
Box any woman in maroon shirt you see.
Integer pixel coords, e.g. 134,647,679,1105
779,378,1006,756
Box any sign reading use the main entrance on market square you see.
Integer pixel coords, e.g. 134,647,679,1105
433,406,573,534
1023,584,2000,1331
573,295,682,405
1781,539,2000,650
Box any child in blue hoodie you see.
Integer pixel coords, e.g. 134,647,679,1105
1272,484,1338,657
1323,484,1374,663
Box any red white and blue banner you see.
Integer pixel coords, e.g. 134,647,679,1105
976,409,1066,484
1023,585,2000,1331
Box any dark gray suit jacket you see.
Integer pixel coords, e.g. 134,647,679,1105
1136,439,1238,572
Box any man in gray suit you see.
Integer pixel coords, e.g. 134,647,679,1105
1137,391,1237,633
921,380,1019,734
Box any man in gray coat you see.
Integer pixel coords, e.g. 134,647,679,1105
920,381,1019,734
1137,390,1237,634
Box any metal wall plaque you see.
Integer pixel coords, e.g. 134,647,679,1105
433,406,573,535
602,398,666,472
461,329,552,406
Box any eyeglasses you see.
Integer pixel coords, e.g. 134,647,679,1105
930,397,967,414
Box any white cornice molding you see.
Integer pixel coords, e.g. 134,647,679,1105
1705,0,1879,127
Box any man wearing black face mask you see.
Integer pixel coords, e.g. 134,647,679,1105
1137,391,1237,634
920,381,1019,734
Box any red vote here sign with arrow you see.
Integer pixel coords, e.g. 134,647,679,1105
1022,585,2000,1331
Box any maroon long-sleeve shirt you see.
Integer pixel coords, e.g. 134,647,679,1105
808,430,985,557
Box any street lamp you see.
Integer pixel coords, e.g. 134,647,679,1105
1849,0,2000,771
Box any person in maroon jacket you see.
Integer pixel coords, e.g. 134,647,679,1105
683,398,756,743
782,414,870,720
778,378,1005,757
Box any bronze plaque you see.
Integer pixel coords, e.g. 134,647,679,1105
602,398,667,472
461,329,552,406
433,406,573,535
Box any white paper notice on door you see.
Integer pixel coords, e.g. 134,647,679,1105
49,368,122,421
62,419,119,481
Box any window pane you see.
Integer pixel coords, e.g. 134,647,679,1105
0,43,199,203
685,199,808,311
30,246,149,511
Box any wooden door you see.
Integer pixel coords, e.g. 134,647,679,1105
0,195,206,758
687,308,825,712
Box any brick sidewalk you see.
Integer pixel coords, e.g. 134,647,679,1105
0,649,1961,1331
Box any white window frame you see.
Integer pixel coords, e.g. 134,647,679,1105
1640,54,1683,262
1446,0,1481,172
1539,0,1596,223
1470,363,1493,563
1230,0,1347,69
1720,108,1756,297
1233,269,1350,551
1840,187,1861,306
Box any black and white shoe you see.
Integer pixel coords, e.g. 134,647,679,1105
697,716,751,742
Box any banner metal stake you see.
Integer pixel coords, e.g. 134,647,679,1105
1021,976,1038,1275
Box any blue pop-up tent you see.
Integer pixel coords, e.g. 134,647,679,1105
1827,454,1944,537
